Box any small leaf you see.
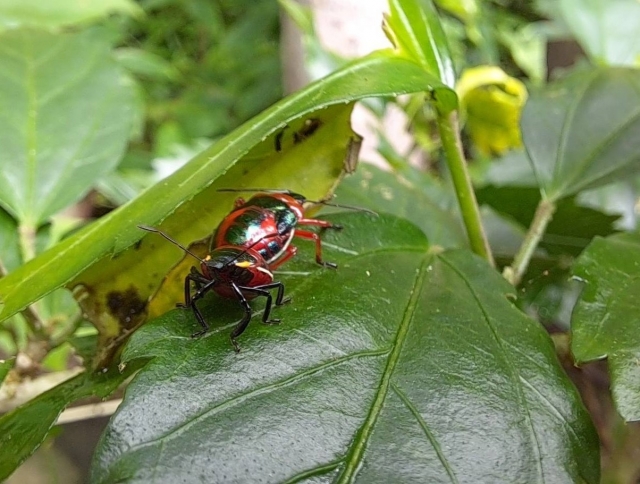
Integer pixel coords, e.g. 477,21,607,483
0,357,13,385
571,231,640,421
91,214,599,483
0,0,142,30
457,66,528,156
0,28,137,226
0,367,133,481
0,209,20,272
522,67,640,201
558,0,640,66
383,0,457,110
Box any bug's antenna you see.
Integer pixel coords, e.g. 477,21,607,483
138,225,205,263
217,188,293,194
306,199,378,216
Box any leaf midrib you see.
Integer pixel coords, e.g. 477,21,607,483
336,253,431,483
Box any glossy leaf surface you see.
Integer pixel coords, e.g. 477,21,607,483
0,51,444,329
0,28,137,226
92,214,599,483
0,0,140,30
522,68,640,201
571,231,640,421
0,367,133,481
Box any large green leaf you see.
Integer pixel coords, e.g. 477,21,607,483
522,68,640,201
558,0,640,66
0,28,137,226
571,231,640,421
384,0,457,108
91,213,599,483
0,0,141,30
0,366,134,481
0,51,450,357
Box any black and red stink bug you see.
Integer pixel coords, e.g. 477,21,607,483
214,189,376,269
138,226,288,352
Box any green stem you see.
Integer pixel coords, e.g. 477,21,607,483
436,111,494,267
18,223,36,262
503,198,556,286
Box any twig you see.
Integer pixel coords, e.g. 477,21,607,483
435,110,495,266
503,198,556,286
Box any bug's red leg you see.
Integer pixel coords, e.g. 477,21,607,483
298,218,343,230
268,245,297,270
294,229,337,269
233,197,246,209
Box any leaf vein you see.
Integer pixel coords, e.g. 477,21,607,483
391,383,459,483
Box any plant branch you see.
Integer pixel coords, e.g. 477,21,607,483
18,224,36,262
435,110,495,266
503,198,556,286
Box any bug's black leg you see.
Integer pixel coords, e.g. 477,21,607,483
182,274,217,338
253,282,289,306
238,283,289,324
177,267,208,309
229,282,254,352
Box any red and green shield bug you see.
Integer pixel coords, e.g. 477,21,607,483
139,226,288,352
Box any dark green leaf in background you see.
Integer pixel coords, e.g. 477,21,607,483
571,231,640,421
0,28,137,227
477,186,619,257
0,366,134,481
335,164,466,248
521,68,640,202
92,214,599,484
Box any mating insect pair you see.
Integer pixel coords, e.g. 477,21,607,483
141,189,373,351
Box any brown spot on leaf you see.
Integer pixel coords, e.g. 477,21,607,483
106,287,147,330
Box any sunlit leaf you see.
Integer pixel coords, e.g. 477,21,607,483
0,28,137,227
383,0,457,110
0,0,141,30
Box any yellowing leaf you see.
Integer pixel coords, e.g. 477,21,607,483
456,66,528,156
